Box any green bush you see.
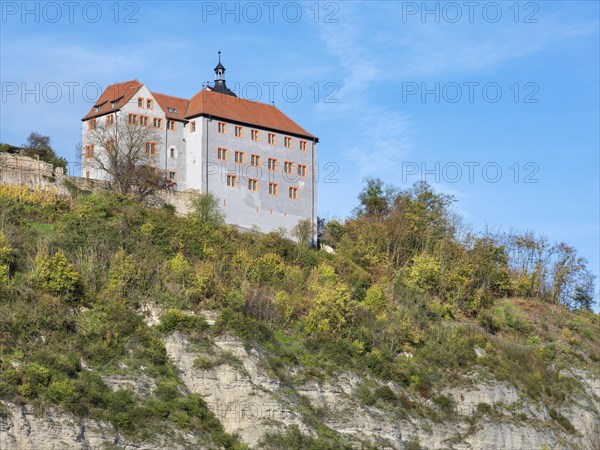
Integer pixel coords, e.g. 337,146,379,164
33,250,83,303
156,309,208,333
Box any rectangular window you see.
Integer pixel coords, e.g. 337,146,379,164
190,121,196,132
106,139,116,153
298,164,307,177
106,114,114,126
218,122,227,134
300,140,307,151
234,125,243,138
146,99,153,109
88,119,96,130
248,178,258,191
128,113,138,125
140,116,149,127
153,118,162,128
269,182,279,196
168,171,176,181
226,174,237,187
145,142,157,156
170,147,176,158
167,120,176,131
268,133,276,145
284,136,292,148
234,151,245,164
284,161,293,174
84,144,94,158
288,186,299,200
217,147,228,161
267,158,278,171
138,97,144,108
251,129,260,141
250,154,261,167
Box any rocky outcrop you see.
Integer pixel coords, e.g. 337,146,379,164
164,332,307,447
0,402,200,450
164,331,600,450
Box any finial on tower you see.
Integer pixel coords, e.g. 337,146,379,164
214,51,225,81
210,52,237,97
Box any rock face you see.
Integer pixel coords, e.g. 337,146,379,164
3,331,598,449
0,402,201,450
164,332,308,447
164,332,600,450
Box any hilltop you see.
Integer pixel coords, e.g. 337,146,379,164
0,178,598,449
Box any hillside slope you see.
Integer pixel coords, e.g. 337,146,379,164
0,183,598,449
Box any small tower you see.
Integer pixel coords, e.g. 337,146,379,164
210,51,237,97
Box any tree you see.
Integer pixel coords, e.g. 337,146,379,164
292,218,315,246
570,269,596,311
354,177,397,217
551,243,588,307
22,132,67,170
189,192,224,225
84,115,163,198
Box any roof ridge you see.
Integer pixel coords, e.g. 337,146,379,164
151,91,190,102
106,79,141,88
198,89,281,108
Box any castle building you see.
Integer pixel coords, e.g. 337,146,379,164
81,54,318,240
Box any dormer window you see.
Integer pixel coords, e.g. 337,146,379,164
94,106,100,112
167,108,172,113
111,102,117,108
173,108,178,114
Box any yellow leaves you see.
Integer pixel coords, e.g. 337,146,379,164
304,265,353,336
168,252,194,286
0,264,8,286
140,222,155,238
560,327,580,346
0,231,13,286
0,184,61,206
106,248,137,297
274,290,304,323
33,250,82,302
364,282,387,316
405,253,442,293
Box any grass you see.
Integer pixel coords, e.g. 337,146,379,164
29,221,55,236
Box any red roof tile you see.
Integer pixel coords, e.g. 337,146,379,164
186,88,316,140
150,92,190,121
82,82,317,141
81,80,142,121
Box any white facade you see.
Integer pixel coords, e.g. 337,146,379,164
81,78,318,242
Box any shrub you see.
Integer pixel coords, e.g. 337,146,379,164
33,250,83,303
192,356,215,370
549,408,575,433
156,309,208,333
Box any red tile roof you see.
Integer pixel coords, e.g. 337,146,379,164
150,92,190,121
83,82,316,140
82,80,142,121
186,88,316,139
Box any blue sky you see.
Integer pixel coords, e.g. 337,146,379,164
1,1,599,302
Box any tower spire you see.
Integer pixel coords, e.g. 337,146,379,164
210,51,237,97
214,50,225,81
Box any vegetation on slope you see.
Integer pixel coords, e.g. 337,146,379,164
0,178,598,448
0,132,67,171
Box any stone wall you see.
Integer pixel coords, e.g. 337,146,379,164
1,153,200,218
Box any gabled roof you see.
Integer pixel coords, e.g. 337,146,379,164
186,88,316,139
82,80,142,121
82,81,317,140
151,92,190,121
